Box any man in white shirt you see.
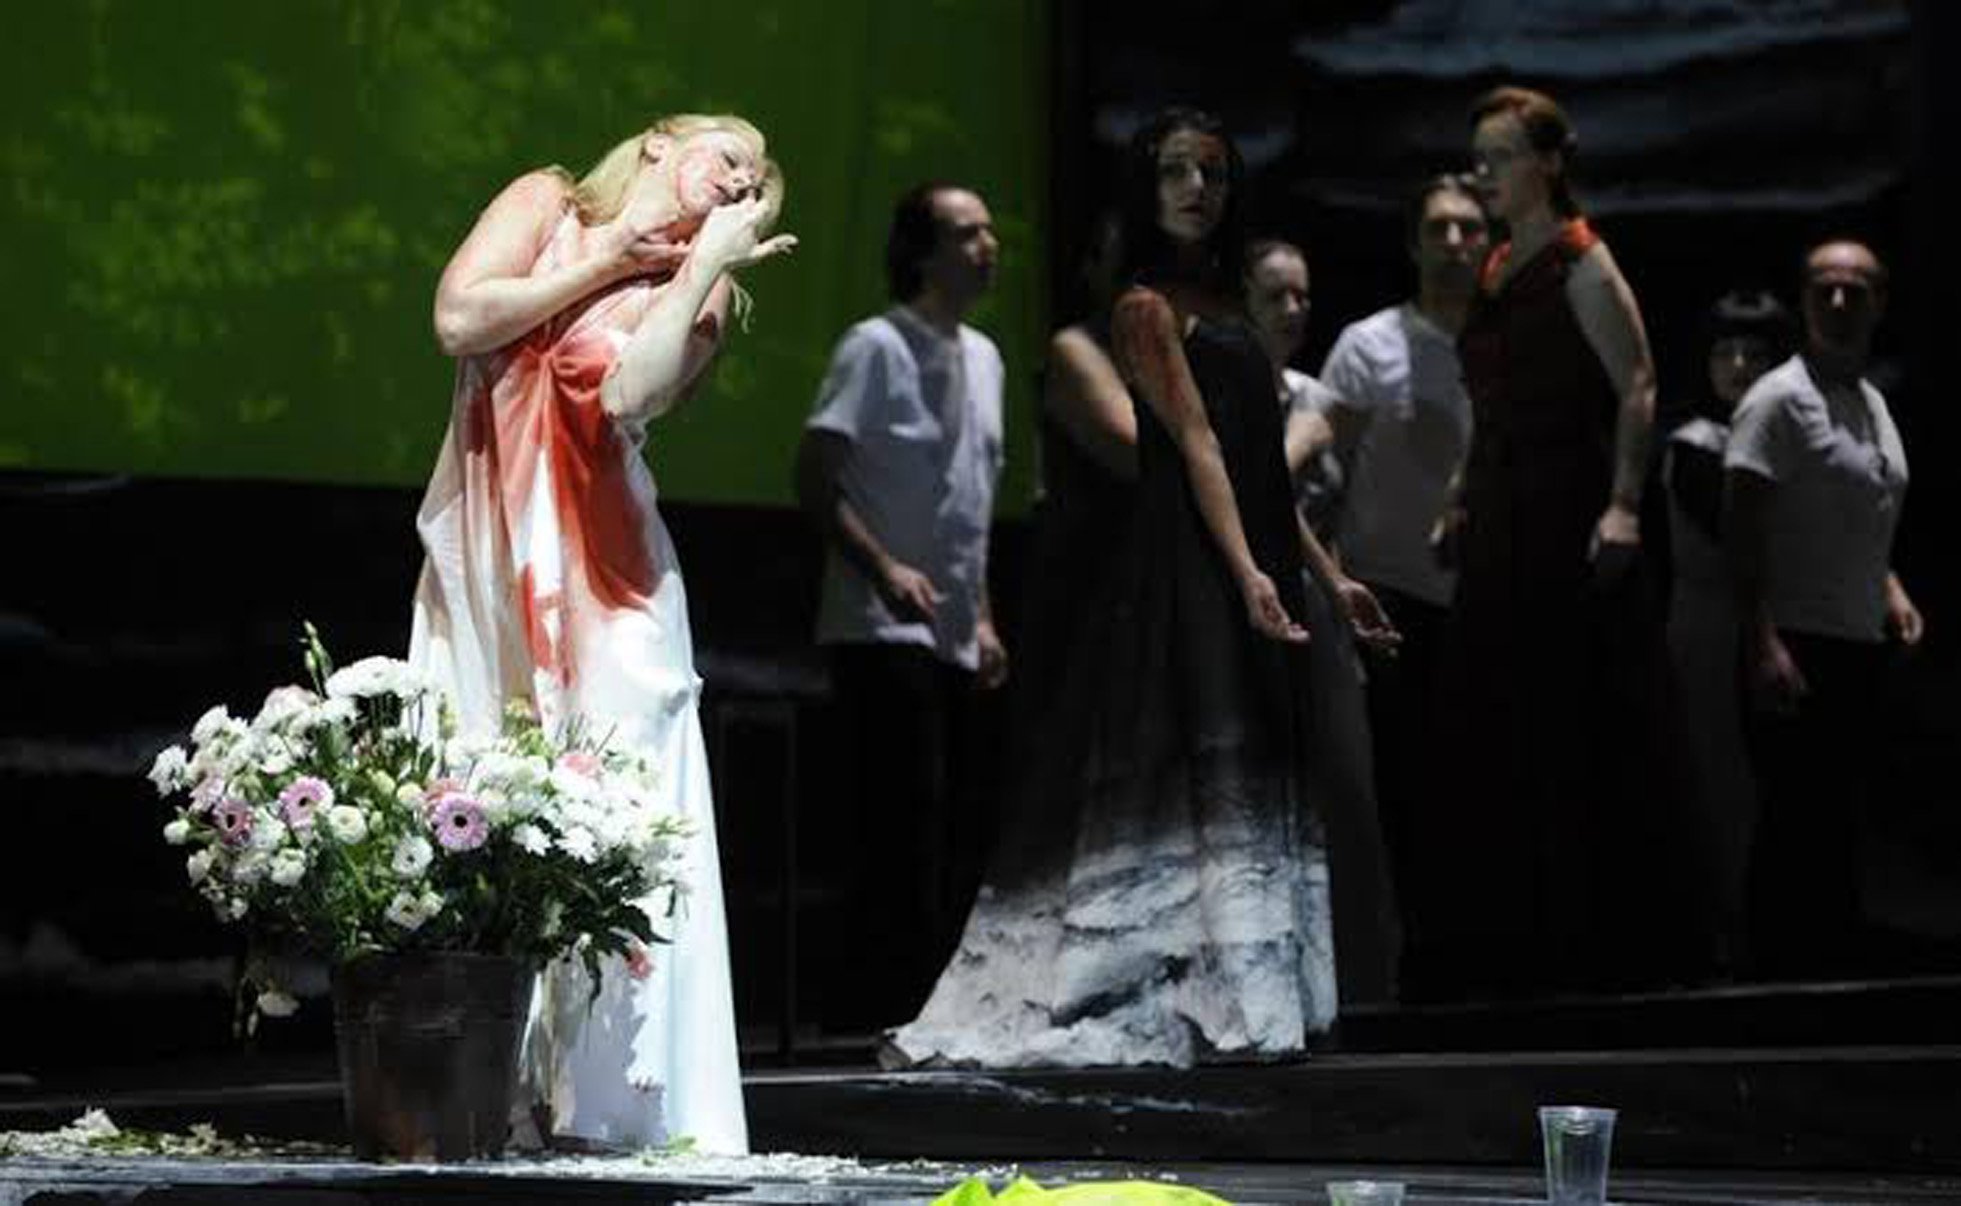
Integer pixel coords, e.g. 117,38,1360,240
1724,238,1921,978
795,182,1007,1025
1310,175,1486,999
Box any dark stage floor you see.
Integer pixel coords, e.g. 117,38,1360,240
7,1043,1961,1204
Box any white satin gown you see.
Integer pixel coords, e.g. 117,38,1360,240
407,201,747,1153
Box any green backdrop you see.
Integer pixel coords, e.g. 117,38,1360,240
3,0,1050,509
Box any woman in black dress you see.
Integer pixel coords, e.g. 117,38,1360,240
887,110,1390,1066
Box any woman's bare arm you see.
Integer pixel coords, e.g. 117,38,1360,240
432,172,673,358
1044,326,1138,479
1568,242,1657,531
603,196,793,421
1112,286,1303,641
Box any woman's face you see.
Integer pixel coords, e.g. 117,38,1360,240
1471,111,1552,224
669,131,764,220
1246,248,1310,362
1707,335,1776,409
1155,127,1230,246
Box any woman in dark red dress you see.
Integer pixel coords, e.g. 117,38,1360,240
1425,86,1709,999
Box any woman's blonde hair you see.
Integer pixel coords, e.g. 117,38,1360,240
556,113,785,230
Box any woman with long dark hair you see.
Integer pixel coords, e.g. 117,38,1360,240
888,109,1392,1066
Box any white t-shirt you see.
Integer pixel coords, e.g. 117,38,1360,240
1318,303,1471,607
1282,367,1344,538
1724,354,1908,642
806,306,1005,670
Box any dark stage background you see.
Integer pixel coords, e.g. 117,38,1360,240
5,0,1959,1080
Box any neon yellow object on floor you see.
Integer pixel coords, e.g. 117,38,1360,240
933,1176,1233,1205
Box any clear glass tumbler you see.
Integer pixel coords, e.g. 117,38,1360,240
1539,1105,1618,1205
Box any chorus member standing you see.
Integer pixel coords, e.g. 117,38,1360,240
1245,237,1403,1002
412,114,794,1152
795,183,1007,1026
1446,86,1705,996
1310,176,1485,997
1725,240,1920,979
1664,290,1790,970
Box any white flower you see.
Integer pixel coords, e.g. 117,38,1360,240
226,897,249,920
252,686,316,733
512,823,550,856
384,889,444,931
255,988,300,1017
549,765,600,801
162,818,191,846
191,706,234,746
325,656,430,700
323,804,369,844
473,750,538,789
248,813,289,852
231,851,269,886
395,782,425,807
558,826,599,864
301,696,357,731
268,849,307,887
148,746,190,796
186,849,215,884
474,787,512,822
257,738,296,777
390,835,433,879
384,891,426,930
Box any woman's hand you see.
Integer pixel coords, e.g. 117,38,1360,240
1334,577,1402,653
689,197,798,275
1590,501,1641,587
599,219,692,284
1241,569,1309,644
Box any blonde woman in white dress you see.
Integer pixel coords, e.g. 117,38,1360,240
408,114,795,1153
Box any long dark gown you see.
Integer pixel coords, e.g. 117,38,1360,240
886,315,1336,1066
1427,219,1709,998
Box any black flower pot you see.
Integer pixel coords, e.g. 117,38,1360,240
331,951,534,1162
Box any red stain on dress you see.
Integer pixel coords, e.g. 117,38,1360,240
463,296,656,688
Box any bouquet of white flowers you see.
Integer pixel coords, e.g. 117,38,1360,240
149,626,688,1013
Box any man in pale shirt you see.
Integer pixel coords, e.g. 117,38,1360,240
1308,174,1486,999
795,182,1007,1025
1724,238,1921,979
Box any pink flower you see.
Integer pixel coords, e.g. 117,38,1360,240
278,776,333,829
557,751,602,778
213,798,255,846
189,778,227,815
421,778,465,821
429,794,488,852
625,942,655,981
